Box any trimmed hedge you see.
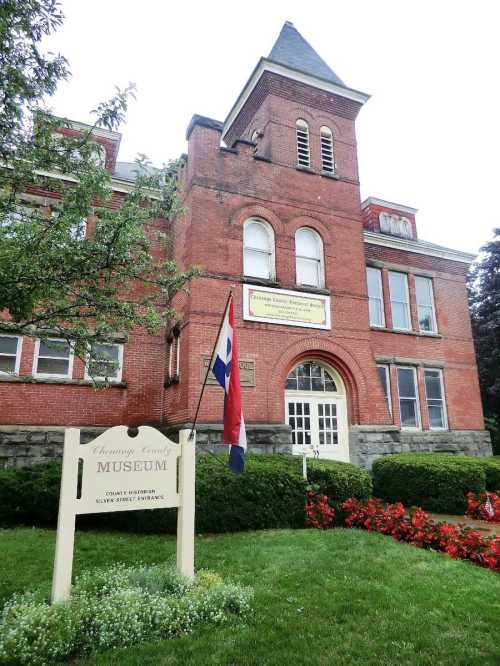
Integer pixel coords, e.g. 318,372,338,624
0,454,371,533
483,456,500,492
373,454,487,514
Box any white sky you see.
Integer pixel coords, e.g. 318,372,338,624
43,0,500,253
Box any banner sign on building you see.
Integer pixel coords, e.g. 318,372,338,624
51,426,195,604
243,284,331,329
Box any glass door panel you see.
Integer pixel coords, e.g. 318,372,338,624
287,400,312,447
318,402,338,446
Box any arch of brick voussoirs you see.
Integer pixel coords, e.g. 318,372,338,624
270,336,366,424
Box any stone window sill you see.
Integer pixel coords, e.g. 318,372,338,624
295,165,315,175
370,326,442,339
242,276,281,288
0,375,127,388
320,171,340,180
294,284,330,296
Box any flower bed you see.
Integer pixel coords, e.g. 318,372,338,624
466,491,500,523
341,498,500,572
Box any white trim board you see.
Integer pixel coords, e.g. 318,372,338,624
223,58,370,141
363,231,476,264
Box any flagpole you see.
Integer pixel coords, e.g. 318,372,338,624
188,290,233,440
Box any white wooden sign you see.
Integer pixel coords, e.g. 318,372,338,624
51,426,195,603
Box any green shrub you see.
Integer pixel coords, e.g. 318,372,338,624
373,454,486,514
0,454,371,533
482,456,500,491
0,564,253,665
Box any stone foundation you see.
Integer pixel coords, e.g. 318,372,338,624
0,423,492,470
349,426,493,471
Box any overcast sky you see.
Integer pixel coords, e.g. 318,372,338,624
43,0,500,253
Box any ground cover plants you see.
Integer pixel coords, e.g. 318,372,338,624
0,563,252,665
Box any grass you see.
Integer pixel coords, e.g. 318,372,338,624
1,527,500,665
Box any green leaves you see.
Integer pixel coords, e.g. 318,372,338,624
0,2,200,383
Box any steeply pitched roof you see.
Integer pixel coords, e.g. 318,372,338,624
268,21,344,86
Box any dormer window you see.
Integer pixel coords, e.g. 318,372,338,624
379,212,413,239
296,119,310,168
320,126,335,173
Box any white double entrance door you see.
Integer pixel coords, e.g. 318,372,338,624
285,394,349,462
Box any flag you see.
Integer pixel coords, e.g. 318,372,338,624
211,295,247,473
484,494,495,519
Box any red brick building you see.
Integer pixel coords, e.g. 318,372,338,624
0,22,491,468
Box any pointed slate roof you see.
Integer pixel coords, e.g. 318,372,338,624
268,22,345,86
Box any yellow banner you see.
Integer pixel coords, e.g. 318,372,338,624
247,288,328,326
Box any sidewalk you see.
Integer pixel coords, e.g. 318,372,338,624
427,512,500,537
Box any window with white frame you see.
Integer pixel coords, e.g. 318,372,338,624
85,343,123,382
396,367,420,428
320,126,335,173
415,276,437,333
296,119,310,168
389,271,411,330
295,228,324,288
424,369,447,429
377,364,392,415
243,218,274,279
0,335,22,375
34,339,73,378
367,267,385,327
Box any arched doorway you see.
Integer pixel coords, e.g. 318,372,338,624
284,360,349,462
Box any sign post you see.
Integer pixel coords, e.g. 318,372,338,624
51,425,195,604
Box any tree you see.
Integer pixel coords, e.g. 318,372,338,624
0,0,199,382
469,228,500,454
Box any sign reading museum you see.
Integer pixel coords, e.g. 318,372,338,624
243,284,331,330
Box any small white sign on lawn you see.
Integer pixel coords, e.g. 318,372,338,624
51,426,195,603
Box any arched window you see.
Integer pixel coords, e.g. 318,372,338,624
320,126,335,173
295,227,324,288
296,119,310,168
285,362,338,392
243,218,275,279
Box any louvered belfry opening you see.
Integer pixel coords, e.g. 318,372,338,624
296,119,310,167
320,126,335,173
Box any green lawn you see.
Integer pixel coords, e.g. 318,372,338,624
2,527,499,665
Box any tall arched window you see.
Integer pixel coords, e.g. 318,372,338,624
296,119,310,168
295,228,324,288
320,126,335,173
243,218,275,279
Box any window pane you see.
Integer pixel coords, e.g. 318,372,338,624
419,306,433,331
0,356,16,373
400,399,418,427
428,404,444,428
397,368,416,398
415,277,432,306
89,344,120,378
377,366,388,398
425,371,442,400
389,272,407,301
369,298,383,327
296,257,319,286
367,268,382,298
39,340,70,359
0,336,18,355
296,229,320,259
245,222,270,251
244,249,270,278
37,358,69,375
392,302,409,329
